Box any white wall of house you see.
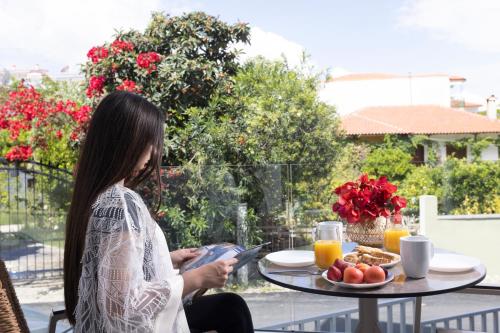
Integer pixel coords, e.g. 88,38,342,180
422,134,499,162
319,75,451,115
420,196,500,283
481,144,499,161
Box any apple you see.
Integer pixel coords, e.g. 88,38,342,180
343,267,364,284
333,259,350,274
327,265,342,282
355,263,370,274
364,266,386,283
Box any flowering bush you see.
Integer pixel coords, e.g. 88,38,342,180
83,12,250,165
0,82,91,166
332,174,407,224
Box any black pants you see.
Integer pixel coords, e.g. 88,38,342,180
185,293,254,333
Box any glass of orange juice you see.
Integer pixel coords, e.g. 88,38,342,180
384,215,410,254
313,222,343,269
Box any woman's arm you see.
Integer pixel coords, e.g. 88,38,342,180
97,222,183,331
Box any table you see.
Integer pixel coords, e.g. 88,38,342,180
258,248,486,333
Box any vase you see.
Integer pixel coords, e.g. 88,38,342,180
346,216,387,247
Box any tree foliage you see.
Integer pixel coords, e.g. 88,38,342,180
83,11,250,164
158,58,344,247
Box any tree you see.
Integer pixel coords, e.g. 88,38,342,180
158,58,344,247
180,58,342,165
83,11,250,165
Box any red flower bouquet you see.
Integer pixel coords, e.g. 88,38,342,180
332,174,406,224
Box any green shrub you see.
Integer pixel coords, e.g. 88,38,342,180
398,166,443,215
361,146,415,182
398,159,500,215
442,158,500,214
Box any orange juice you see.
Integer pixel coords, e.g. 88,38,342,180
314,240,343,269
384,228,410,254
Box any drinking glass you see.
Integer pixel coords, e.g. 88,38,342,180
384,215,410,254
312,221,343,269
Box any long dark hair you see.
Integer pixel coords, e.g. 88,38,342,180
64,91,165,325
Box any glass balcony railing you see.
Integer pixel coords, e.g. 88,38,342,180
1,160,499,332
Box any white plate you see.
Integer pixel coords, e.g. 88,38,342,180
322,270,394,289
343,252,401,268
265,250,315,267
429,254,481,273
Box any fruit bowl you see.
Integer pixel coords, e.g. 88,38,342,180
322,270,394,289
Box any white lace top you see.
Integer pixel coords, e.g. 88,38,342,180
74,184,189,333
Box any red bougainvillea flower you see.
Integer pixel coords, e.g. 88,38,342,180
5,146,33,161
111,39,134,53
72,105,91,124
391,195,407,210
136,52,162,73
0,83,92,161
116,79,141,93
87,46,109,63
332,174,407,224
86,76,106,98
70,131,79,142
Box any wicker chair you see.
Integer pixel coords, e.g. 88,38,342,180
0,259,29,333
0,259,68,333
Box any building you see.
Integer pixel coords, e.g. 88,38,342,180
319,72,499,162
0,65,83,87
3,65,50,87
341,104,500,163
319,73,487,115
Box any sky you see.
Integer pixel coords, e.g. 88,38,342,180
1,0,499,102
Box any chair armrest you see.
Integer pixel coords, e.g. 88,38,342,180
48,309,68,333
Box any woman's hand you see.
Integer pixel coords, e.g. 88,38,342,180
197,258,238,289
170,248,199,269
181,258,238,296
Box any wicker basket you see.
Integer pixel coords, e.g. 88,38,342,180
345,217,387,247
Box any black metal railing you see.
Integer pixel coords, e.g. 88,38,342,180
0,159,72,279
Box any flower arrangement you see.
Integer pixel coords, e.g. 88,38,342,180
332,174,406,224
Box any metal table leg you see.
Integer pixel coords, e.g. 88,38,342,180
355,298,382,333
414,296,422,333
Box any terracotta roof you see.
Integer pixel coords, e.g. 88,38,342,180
341,105,500,135
329,73,451,82
449,75,466,82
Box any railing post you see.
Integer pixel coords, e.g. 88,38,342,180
494,311,499,333
419,195,438,236
237,203,248,285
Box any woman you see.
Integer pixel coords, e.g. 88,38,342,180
64,91,254,333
